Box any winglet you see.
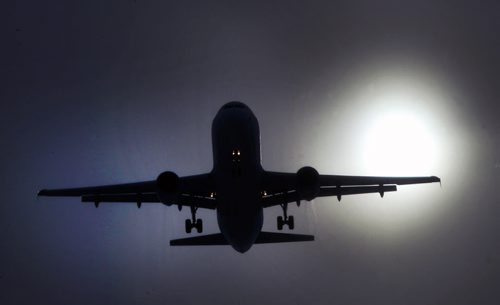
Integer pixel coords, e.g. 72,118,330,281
431,176,442,187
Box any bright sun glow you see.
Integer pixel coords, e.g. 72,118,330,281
348,71,447,177
360,107,440,176
311,65,466,239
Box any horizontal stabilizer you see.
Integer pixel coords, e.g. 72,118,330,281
170,233,228,246
255,232,314,244
170,232,314,246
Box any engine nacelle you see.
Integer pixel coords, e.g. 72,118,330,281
297,166,320,201
156,171,180,205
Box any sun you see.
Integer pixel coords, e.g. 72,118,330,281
310,67,461,237
360,107,440,176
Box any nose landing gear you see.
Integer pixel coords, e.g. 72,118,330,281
185,206,203,233
277,203,295,230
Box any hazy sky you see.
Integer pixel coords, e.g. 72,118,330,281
2,1,500,304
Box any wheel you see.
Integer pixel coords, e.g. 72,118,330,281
277,216,283,230
288,216,294,230
185,219,192,233
196,219,203,233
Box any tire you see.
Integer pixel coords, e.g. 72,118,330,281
288,216,294,230
277,216,283,230
185,219,192,234
196,219,203,233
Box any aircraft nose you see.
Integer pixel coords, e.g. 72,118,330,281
221,101,249,110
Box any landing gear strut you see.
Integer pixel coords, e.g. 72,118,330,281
185,206,203,233
277,203,294,230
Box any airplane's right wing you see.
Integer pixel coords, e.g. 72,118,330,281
38,173,217,209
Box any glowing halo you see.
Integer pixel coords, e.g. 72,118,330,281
360,103,440,176
308,65,470,239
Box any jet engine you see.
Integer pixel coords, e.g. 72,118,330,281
297,166,320,201
156,171,180,205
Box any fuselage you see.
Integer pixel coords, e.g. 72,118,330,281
211,101,263,253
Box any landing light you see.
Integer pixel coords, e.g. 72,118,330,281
231,149,241,156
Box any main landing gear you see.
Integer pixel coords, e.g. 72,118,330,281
185,206,203,233
277,203,294,230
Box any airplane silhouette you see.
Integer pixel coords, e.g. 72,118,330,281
38,101,440,253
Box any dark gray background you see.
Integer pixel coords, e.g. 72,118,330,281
2,1,499,304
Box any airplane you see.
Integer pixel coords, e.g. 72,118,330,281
38,101,440,253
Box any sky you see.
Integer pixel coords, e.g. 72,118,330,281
2,0,500,304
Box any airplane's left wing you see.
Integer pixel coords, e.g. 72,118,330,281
38,173,216,209
261,169,440,208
